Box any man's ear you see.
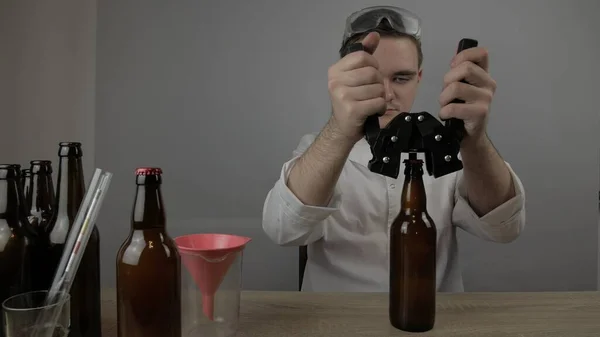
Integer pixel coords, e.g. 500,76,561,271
417,68,423,83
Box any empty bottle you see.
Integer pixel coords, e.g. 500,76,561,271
48,142,102,337
27,160,57,292
389,158,437,332
116,167,181,337
27,161,55,237
10,165,30,222
21,168,32,210
0,164,31,337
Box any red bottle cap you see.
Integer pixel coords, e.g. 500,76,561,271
135,167,163,176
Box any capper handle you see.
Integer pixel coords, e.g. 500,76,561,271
445,38,479,142
339,43,381,144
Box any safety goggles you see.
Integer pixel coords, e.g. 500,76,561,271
342,6,422,46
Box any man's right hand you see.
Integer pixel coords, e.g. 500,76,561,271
327,32,386,144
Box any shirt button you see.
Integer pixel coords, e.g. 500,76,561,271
390,183,396,189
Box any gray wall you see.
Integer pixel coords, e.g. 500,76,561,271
0,0,97,179
2,0,599,292
95,0,600,291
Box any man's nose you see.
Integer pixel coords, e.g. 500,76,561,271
384,79,395,101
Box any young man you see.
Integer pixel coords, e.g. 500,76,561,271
262,6,526,292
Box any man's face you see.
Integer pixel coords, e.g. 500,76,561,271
367,36,422,127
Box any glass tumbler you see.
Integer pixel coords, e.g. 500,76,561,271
2,290,70,337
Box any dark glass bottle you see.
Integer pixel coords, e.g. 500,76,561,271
116,167,181,337
21,168,32,210
389,158,437,332
10,165,30,224
27,160,57,292
47,142,102,337
0,164,31,337
27,161,55,237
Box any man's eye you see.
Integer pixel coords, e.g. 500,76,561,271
394,77,409,83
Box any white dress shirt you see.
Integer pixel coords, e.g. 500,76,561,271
262,133,526,292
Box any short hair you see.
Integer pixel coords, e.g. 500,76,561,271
339,21,423,68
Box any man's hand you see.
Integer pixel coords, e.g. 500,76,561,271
438,46,516,216
327,32,386,144
438,46,497,145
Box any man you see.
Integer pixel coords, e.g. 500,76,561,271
262,6,526,292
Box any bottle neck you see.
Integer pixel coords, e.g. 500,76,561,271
132,183,166,230
400,164,427,213
29,172,55,212
0,178,22,222
55,156,85,218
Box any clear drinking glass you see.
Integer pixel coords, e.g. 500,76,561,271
181,250,244,337
2,290,70,337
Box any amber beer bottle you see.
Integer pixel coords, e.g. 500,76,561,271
27,160,57,292
47,142,102,337
0,164,31,337
21,168,32,209
389,158,437,332
116,167,181,337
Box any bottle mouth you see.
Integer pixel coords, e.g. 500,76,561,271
59,142,82,147
30,160,52,165
0,165,20,180
58,143,83,157
30,160,53,174
403,159,423,165
135,167,163,176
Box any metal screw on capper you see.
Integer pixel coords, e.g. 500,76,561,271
404,115,411,122
391,136,398,142
383,157,390,163
435,135,442,141
417,115,424,122
444,155,452,162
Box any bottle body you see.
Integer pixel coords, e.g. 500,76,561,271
116,168,181,337
69,225,102,337
0,164,32,337
389,158,437,332
47,143,102,337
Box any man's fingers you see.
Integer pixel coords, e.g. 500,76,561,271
451,47,489,72
439,102,488,121
338,83,385,101
438,82,493,107
361,31,380,54
356,97,386,119
443,61,495,90
339,66,383,87
334,51,380,73
333,32,381,73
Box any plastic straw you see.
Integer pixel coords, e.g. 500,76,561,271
31,168,112,337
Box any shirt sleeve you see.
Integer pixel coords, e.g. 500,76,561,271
262,134,342,246
452,161,526,243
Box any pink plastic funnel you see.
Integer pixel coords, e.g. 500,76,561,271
175,233,251,321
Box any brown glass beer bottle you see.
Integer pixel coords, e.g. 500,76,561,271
0,164,31,337
389,158,437,332
47,142,102,337
27,161,55,237
21,168,32,209
26,160,58,292
116,167,181,337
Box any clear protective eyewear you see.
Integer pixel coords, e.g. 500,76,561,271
342,6,422,45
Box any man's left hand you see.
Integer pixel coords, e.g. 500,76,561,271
438,46,496,145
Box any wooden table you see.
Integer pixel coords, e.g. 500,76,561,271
101,290,600,336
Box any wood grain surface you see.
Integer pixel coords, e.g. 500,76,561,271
101,289,600,336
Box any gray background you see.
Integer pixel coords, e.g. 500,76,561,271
2,0,600,292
